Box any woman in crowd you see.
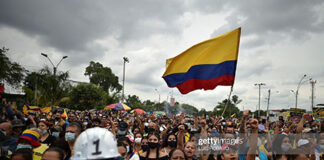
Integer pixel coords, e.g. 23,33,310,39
168,148,185,160
38,120,56,145
183,142,196,160
134,133,143,153
161,133,177,156
139,132,168,160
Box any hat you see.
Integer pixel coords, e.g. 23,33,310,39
18,129,41,147
11,119,25,128
118,121,128,131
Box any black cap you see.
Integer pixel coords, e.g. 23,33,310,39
118,121,128,131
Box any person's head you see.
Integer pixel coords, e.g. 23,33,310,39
0,122,12,138
38,120,50,136
134,133,143,144
133,128,140,135
17,129,41,149
117,141,128,159
220,145,238,160
169,148,185,160
117,121,128,136
184,142,195,159
65,122,82,142
92,118,101,127
51,139,71,160
272,134,291,154
148,122,157,133
11,148,33,160
166,134,177,148
119,136,132,154
141,137,149,151
148,132,160,150
42,147,65,160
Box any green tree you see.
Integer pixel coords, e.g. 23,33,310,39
125,95,142,109
23,67,70,106
213,95,241,118
69,83,105,110
0,47,24,87
84,61,122,93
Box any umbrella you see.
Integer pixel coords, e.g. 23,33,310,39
106,103,131,111
131,108,146,115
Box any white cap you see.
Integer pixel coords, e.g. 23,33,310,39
71,127,120,160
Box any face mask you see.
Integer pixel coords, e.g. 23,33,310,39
148,142,159,149
65,132,75,142
167,141,177,147
52,132,60,138
126,146,130,153
281,144,291,152
83,122,88,126
117,130,126,135
135,138,142,144
185,123,190,126
142,145,149,152
17,144,32,149
257,138,262,147
41,129,47,135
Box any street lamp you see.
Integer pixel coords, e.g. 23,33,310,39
266,89,279,122
255,83,266,117
41,53,68,76
155,89,161,103
293,74,307,110
121,57,129,103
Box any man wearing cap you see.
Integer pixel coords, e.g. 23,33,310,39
117,121,129,137
11,119,25,139
0,122,17,152
17,128,49,160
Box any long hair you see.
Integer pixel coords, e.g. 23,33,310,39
162,133,177,148
146,132,160,159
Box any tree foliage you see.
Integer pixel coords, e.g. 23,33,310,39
69,83,105,110
0,47,25,87
213,95,242,118
23,66,70,106
84,61,122,93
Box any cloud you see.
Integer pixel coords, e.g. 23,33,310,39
0,0,187,65
210,0,324,48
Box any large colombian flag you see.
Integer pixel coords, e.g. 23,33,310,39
162,28,241,94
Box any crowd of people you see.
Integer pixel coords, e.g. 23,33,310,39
1,99,324,160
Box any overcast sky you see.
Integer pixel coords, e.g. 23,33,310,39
1,0,324,112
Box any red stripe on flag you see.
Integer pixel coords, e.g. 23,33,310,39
172,75,235,94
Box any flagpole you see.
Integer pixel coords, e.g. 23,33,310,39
221,86,234,117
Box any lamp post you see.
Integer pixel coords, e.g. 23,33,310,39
155,89,160,103
121,57,129,103
266,89,279,122
255,83,266,117
41,53,68,76
294,74,307,110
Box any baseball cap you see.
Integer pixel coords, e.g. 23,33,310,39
118,121,128,131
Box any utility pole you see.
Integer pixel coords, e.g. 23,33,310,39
266,89,271,121
121,57,129,103
255,83,266,117
34,77,37,106
310,79,316,112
